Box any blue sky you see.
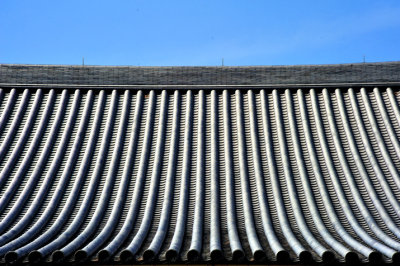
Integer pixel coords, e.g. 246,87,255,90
1,0,400,66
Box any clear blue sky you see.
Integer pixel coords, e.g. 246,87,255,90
1,0,400,66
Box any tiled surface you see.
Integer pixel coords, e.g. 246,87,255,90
0,87,400,265
1,62,400,87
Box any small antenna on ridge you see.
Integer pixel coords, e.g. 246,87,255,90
82,57,85,66
222,58,224,66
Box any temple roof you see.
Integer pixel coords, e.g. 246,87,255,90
0,63,400,265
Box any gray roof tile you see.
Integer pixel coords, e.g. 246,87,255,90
0,63,399,264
